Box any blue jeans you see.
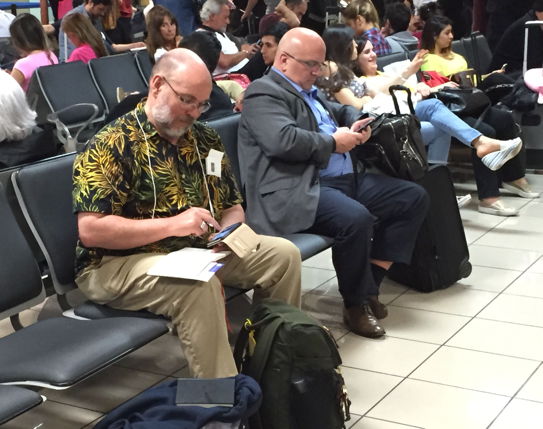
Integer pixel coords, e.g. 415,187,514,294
415,98,481,163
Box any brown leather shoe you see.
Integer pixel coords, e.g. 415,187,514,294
343,304,386,338
368,295,388,319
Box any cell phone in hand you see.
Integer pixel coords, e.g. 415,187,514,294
354,118,376,132
207,222,242,248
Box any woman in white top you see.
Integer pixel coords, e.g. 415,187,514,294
145,5,181,63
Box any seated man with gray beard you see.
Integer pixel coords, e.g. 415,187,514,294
72,48,302,378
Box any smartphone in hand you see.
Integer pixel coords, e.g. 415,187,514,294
353,118,376,132
207,222,242,248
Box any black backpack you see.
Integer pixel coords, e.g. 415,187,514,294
234,299,351,429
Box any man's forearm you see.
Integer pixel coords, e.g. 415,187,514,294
218,51,248,70
78,213,176,250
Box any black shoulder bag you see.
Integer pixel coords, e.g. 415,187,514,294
353,85,428,182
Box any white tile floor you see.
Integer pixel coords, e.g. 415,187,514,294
3,173,543,428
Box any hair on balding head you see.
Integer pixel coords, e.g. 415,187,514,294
151,48,211,84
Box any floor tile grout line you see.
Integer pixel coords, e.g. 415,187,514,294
484,361,543,429
469,241,543,254
361,416,424,428
474,316,543,330
360,308,476,420
441,344,543,363
404,377,513,399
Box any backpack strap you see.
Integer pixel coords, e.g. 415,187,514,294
247,316,283,381
233,319,252,372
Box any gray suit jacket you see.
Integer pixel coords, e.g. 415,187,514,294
238,70,361,236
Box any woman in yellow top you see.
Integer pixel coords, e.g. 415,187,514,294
419,15,539,214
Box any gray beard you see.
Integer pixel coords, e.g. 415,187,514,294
152,104,193,141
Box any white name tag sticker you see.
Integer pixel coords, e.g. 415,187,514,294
206,149,224,178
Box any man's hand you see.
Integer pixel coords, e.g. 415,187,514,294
333,125,370,154
172,207,221,237
241,43,261,57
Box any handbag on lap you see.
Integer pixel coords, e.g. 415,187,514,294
354,85,428,181
433,87,491,117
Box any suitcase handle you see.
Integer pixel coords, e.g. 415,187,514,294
389,85,415,115
524,20,543,28
523,21,543,75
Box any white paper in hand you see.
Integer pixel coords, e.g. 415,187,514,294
147,248,231,282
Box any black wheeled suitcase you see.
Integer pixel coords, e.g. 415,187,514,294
387,165,472,292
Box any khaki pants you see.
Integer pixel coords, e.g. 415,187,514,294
76,235,301,378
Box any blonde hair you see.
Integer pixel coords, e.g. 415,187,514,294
61,13,108,58
0,72,36,142
341,0,380,27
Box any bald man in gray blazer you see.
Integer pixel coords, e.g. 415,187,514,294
238,28,429,338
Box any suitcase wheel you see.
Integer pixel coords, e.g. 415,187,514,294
459,259,472,279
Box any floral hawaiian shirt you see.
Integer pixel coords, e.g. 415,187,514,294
73,101,243,273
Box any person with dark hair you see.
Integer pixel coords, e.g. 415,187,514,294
488,0,543,74
316,25,363,102
260,21,289,66
411,0,442,43
485,0,532,50
9,14,58,91
58,0,145,62
258,0,308,34
179,31,235,120
317,27,522,185
146,5,181,62
438,0,472,39
383,2,419,50
421,15,539,214
61,12,108,63
341,0,392,56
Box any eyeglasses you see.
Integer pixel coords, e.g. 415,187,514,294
161,77,211,113
282,51,326,71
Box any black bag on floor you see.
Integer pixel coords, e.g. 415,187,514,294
354,85,428,181
233,299,351,429
387,165,472,292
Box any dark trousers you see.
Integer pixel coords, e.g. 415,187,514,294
306,173,429,307
465,106,525,199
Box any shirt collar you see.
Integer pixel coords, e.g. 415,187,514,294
271,67,318,98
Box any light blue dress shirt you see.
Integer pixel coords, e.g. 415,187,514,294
272,68,353,177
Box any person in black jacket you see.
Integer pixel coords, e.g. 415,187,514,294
179,31,237,120
485,0,533,50
488,0,543,74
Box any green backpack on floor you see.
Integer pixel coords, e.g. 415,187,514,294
233,299,351,429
